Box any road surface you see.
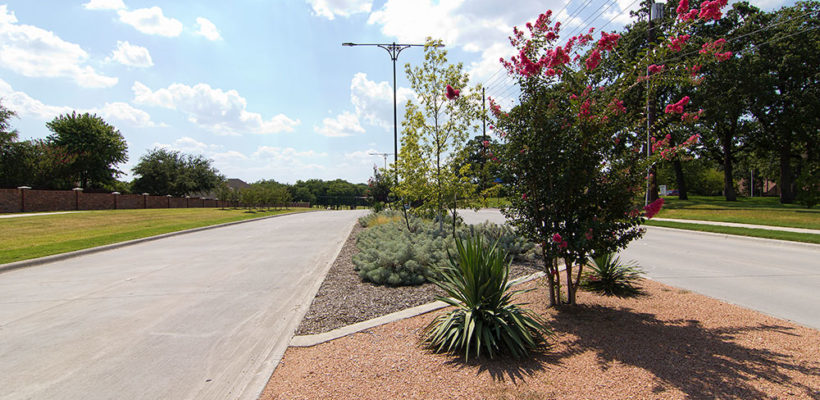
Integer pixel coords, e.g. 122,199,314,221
0,210,367,400
459,209,820,330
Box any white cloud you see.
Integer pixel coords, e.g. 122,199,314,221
0,78,71,120
108,41,153,68
306,0,372,20
117,7,183,37
195,17,221,41
0,5,118,88
83,0,126,10
0,78,157,127
366,0,642,86
350,72,413,130
153,137,223,154
314,111,364,137
132,81,300,135
254,146,327,160
96,102,159,127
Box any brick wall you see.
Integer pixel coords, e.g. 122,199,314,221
117,194,143,209
0,188,294,213
25,190,75,212
0,189,20,213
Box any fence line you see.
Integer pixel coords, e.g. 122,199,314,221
0,188,309,214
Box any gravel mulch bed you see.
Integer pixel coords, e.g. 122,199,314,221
295,222,540,335
267,278,820,399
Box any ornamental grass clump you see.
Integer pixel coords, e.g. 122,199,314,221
581,252,644,297
422,235,551,360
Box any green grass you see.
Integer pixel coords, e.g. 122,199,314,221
645,220,820,244
0,208,307,265
657,195,819,230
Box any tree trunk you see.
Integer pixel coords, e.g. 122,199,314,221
779,147,795,204
544,251,557,307
722,128,737,201
648,166,660,202
673,159,688,200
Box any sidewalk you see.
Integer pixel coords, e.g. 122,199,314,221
652,218,820,235
0,211,82,219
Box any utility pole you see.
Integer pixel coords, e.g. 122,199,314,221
645,0,664,206
481,87,487,195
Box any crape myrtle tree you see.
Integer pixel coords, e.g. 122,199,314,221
394,38,482,231
46,112,128,190
491,3,731,306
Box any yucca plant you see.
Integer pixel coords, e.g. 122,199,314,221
421,235,551,360
582,252,644,297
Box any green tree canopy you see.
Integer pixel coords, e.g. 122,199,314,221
46,112,128,190
131,148,223,196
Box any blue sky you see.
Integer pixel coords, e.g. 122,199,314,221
0,0,790,184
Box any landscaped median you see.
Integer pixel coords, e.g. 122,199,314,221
261,215,820,399
0,208,309,265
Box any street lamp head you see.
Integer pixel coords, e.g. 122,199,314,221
342,42,356,46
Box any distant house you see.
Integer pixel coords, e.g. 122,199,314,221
191,178,250,199
225,178,250,191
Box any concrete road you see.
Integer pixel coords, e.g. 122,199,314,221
620,227,820,330
0,210,367,400
458,209,820,330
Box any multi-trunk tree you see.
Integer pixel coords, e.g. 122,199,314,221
493,2,732,306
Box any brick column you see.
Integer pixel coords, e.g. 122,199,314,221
112,192,120,209
18,186,30,213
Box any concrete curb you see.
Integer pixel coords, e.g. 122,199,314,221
290,270,548,348
652,218,820,235
645,225,820,249
0,209,318,275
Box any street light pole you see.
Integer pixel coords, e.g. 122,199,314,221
342,42,438,174
368,151,393,170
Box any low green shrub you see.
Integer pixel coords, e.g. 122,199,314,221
421,235,551,360
581,252,644,297
353,212,536,286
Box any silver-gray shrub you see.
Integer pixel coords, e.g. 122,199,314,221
353,212,536,286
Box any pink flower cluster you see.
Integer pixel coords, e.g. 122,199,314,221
445,84,460,100
699,0,728,21
699,38,732,62
552,233,568,249
597,31,621,51
665,96,690,114
667,34,691,52
681,109,704,122
651,133,673,153
677,0,727,21
585,49,601,70
648,64,665,74
609,98,626,114
644,198,665,219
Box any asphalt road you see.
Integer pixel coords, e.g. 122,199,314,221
459,209,820,330
0,209,367,400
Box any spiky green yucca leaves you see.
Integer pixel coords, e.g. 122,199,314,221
422,235,551,360
582,252,644,297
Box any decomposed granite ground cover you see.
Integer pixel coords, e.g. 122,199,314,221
267,222,820,399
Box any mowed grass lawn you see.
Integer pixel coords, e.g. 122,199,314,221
0,208,307,265
656,195,820,230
